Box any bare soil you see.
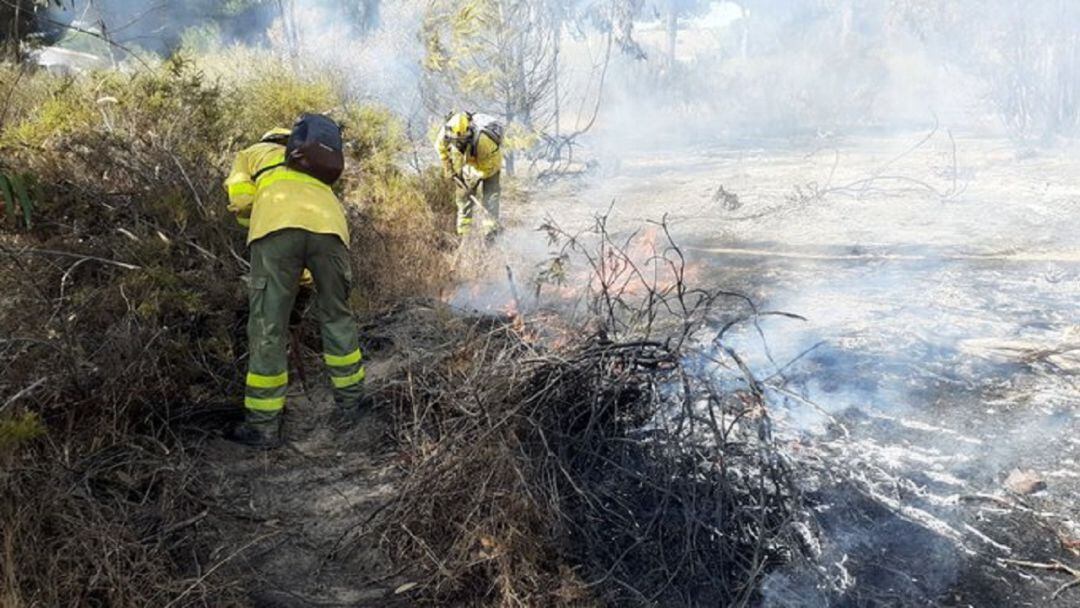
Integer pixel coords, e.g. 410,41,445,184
195,369,412,607
499,133,1080,606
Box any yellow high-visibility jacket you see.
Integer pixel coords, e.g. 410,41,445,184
436,128,503,181
224,142,350,246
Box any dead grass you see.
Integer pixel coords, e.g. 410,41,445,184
0,54,453,605
3,54,819,607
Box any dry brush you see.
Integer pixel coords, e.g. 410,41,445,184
373,214,819,606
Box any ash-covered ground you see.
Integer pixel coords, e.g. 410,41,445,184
490,133,1080,606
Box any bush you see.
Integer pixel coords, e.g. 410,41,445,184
0,52,453,605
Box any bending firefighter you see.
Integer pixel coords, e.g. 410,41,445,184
224,116,368,448
436,111,504,237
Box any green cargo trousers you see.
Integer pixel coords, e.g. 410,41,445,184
244,229,364,417
456,171,501,236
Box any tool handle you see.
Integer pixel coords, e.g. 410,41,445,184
453,173,482,205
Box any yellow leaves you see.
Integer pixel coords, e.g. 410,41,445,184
225,64,338,144
4,94,98,148
459,68,496,95
423,34,449,72
452,0,493,40
423,0,503,93
501,122,540,152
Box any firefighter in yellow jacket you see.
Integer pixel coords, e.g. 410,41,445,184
224,127,367,448
436,111,503,237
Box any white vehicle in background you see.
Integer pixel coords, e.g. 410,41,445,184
33,45,106,74
29,20,109,74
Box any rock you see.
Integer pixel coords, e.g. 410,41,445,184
1003,469,1046,495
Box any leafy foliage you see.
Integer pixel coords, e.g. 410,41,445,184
422,0,561,171
0,172,35,229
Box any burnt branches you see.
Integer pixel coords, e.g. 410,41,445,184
376,214,815,606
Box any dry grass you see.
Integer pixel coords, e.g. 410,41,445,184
4,53,819,607
0,54,453,606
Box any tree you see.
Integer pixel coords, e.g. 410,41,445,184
891,0,1080,142
344,0,381,34
635,0,710,67
1,0,67,58
422,0,561,174
421,0,653,174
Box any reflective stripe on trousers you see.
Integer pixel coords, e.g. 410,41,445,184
243,229,365,413
456,171,501,235
325,348,365,389
245,370,288,412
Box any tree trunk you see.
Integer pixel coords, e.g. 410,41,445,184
361,0,381,34
1,0,36,59
277,0,301,60
839,0,853,49
553,21,560,137
505,101,516,176
740,4,749,60
666,0,678,68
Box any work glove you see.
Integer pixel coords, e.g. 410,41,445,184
461,164,483,185
234,208,252,228
290,274,313,326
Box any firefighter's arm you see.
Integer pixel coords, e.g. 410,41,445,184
224,149,255,227
434,127,454,178
474,134,503,179
459,166,484,196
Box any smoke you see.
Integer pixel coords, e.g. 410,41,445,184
29,2,1080,603
556,0,1080,165
267,1,426,113
45,1,277,56
43,1,425,115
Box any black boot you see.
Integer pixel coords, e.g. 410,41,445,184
229,411,282,449
331,392,376,427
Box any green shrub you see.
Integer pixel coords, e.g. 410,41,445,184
0,412,44,455
0,50,455,605
207,50,342,144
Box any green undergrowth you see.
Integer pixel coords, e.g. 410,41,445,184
0,54,453,605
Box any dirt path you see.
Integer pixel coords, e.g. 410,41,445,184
199,375,411,607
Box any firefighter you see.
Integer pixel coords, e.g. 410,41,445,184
224,127,367,448
436,111,503,238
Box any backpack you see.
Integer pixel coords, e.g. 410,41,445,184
471,113,504,150
256,113,344,185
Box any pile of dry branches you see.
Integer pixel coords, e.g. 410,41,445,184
375,215,816,606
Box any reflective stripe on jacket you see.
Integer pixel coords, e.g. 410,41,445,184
436,128,503,179
224,142,350,246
